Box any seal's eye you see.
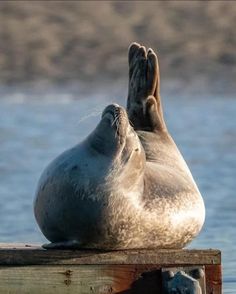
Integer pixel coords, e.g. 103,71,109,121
107,110,116,118
101,110,115,123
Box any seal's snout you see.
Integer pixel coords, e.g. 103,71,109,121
102,103,123,119
101,104,129,142
102,104,128,126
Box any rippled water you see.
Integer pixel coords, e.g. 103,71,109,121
0,91,235,292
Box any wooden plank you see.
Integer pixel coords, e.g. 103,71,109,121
0,264,222,294
0,265,162,294
205,265,222,294
0,244,221,266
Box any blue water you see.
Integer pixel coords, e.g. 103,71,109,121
0,91,235,292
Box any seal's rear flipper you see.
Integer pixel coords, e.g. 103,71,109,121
42,240,81,250
127,42,166,132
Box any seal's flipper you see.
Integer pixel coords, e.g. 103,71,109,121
127,43,166,132
128,42,141,80
147,48,158,97
145,96,165,132
127,44,147,111
42,240,81,250
148,49,167,131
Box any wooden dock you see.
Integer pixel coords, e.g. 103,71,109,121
0,244,221,293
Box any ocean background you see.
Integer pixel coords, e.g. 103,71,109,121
0,90,235,292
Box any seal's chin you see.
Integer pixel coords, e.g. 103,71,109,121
102,104,129,144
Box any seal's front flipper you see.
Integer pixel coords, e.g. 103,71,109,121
42,240,81,250
144,96,165,132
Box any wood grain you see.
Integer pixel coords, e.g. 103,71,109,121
0,244,221,293
205,264,222,294
0,244,221,266
0,265,162,294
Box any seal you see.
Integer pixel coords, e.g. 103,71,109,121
34,104,146,249
34,43,205,250
125,43,205,248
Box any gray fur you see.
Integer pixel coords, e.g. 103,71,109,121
34,43,205,250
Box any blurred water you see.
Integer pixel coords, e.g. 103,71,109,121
0,92,235,292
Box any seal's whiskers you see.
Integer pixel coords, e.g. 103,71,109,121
111,114,120,127
129,119,134,128
77,108,103,124
112,112,121,138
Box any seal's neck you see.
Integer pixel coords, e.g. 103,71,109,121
86,127,121,157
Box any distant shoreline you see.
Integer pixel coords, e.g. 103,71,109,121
0,76,234,100
0,1,235,97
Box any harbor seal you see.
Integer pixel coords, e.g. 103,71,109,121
34,104,146,249
34,43,205,250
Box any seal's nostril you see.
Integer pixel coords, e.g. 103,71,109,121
112,103,120,108
102,104,124,119
115,107,122,115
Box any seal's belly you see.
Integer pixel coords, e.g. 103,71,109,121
34,177,105,243
34,167,205,249
34,144,205,250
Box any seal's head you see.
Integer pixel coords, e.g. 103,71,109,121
88,103,145,182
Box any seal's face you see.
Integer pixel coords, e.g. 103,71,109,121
99,103,145,191
99,104,144,158
89,104,145,173
101,104,129,148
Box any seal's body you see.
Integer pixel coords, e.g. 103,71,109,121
34,43,205,250
35,105,146,249
136,130,205,248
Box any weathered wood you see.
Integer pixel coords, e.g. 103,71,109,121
0,244,221,293
0,265,162,294
0,244,221,266
205,265,222,294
